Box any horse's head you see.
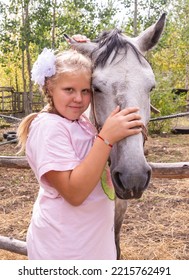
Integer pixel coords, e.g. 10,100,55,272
68,14,166,199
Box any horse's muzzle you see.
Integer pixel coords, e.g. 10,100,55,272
112,169,151,200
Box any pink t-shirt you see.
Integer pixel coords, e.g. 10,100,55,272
26,113,116,260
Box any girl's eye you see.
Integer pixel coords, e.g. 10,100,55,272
82,89,91,95
64,88,74,93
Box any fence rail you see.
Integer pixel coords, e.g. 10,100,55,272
0,156,189,179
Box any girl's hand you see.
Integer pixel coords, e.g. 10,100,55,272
72,34,90,42
66,34,90,43
99,106,143,145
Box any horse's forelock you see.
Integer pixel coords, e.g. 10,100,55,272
92,29,142,68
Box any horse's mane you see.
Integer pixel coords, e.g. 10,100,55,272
92,28,142,68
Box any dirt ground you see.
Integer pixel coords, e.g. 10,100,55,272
0,122,189,260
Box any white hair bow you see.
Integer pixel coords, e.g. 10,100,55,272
31,48,56,87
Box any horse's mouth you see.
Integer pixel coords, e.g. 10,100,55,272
113,170,151,200
115,189,143,200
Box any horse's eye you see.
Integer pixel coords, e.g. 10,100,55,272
93,86,101,93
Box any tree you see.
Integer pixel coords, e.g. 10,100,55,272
0,1,21,88
120,0,171,35
0,0,119,115
151,0,189,89
0,0,188,122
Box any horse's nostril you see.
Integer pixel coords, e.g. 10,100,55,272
114,172,123,189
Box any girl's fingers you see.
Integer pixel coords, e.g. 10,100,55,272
127,120,143,129
124,113,141,122
72,34,90,42
116,107,140,116
109,106,140,119
104,106,144,141
109,106,120,117
127,127,143,136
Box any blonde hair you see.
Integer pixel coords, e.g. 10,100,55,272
17,50,92,154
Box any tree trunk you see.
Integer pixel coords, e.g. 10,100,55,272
24,0,33,114
133,0,138,36
21,1,28,115
52,0,57,49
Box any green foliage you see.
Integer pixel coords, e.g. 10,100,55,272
120,0,171,35
147,0,189,133
0,0,188,124
149,88,187,133
0,0,119,92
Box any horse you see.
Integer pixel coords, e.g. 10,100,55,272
66,13,166,259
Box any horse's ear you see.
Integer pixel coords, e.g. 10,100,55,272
136,13,166,54
64,34,97,57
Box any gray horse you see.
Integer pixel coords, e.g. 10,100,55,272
67,13,166,259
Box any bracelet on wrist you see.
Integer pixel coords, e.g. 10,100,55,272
96,134,113,148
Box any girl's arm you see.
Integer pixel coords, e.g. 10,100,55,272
44,106,143,206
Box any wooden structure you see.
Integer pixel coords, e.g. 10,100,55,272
0,87,22,114
0,156,188,179
0,236,27,256
0,87,45,115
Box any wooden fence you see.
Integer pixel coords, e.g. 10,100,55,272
0,87,45,115
0,87,22,114
0,156,189,256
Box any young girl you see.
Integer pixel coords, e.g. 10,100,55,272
17,43,143,260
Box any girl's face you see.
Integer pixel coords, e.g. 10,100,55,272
50,71,92,121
